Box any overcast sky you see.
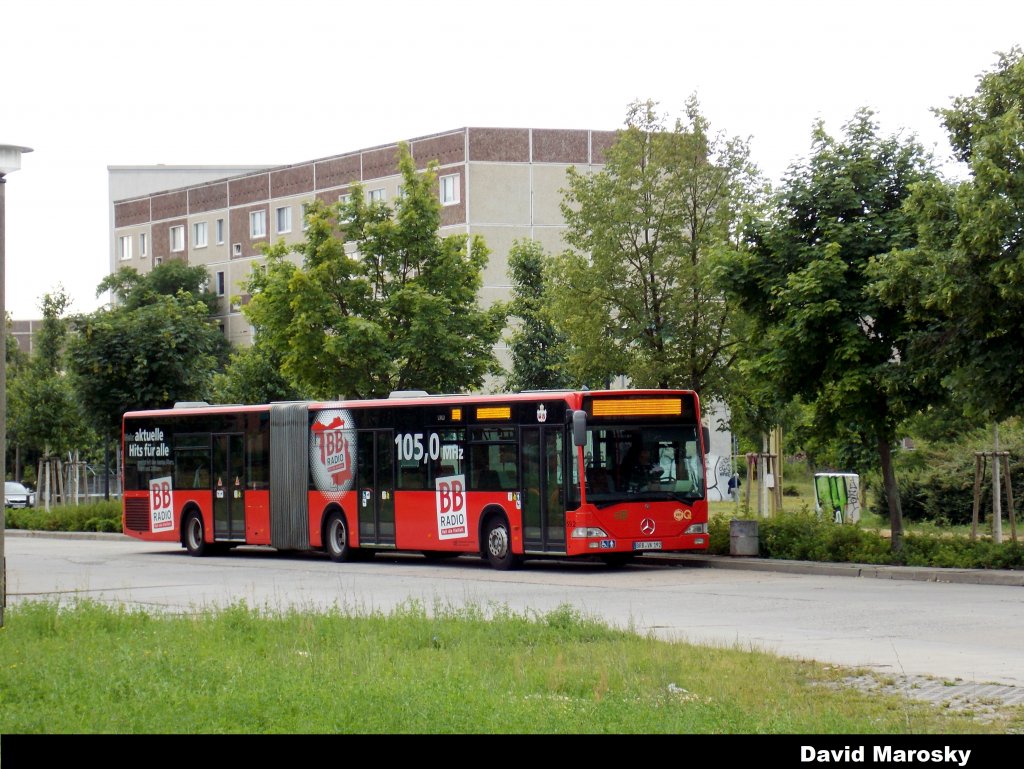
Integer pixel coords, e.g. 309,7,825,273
2,0,1021,319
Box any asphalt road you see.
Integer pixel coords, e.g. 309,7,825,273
5,531,1024,700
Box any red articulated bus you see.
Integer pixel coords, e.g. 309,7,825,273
121,389,710,569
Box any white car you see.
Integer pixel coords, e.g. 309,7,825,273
5,481,35,508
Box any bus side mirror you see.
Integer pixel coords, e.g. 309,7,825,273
572,410,587,447
702,425,711,453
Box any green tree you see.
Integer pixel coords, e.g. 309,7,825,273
66,294,222,442
210,343,301,405
546,97,760,399
504,239,570,392
7,291,92,501
724,109,941,552
870,48,1024,424
98,261,220,315
243,142,506,399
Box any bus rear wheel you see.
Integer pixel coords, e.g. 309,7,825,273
324,512,350,563
484,517,520,571
183,511,209,557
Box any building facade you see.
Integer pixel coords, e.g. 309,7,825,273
107,126,736,481
109,127,617,349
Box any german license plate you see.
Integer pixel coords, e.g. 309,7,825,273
633,541,662,551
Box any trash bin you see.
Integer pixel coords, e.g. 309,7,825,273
729,519,759,557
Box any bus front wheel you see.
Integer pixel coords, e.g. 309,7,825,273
324,512,350,563
484,517,520,571
183,511,209,557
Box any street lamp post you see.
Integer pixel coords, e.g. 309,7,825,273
0,143,32,629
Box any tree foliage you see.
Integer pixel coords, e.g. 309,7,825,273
869,48,1024,423
504,239,571,392
66,294,222,439
210,343,301,405
98,261,220,315
7,290,91,461
547,97,761,399
242,142,506,399
724,109,940,551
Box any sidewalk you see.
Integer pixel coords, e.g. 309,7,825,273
7,529,1023,586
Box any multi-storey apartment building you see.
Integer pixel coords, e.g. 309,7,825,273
107,126,739,496
109,127,617,348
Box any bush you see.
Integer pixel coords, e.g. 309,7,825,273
902,534,1024,570
708,514,731,554
710,510,1022,569
6,500,121,533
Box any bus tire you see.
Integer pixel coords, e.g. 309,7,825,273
484,517,520,571
183,511,209,557
324,511,350,563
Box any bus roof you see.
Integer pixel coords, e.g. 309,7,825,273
122,389,700,419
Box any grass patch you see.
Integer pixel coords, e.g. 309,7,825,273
1,600,1018,734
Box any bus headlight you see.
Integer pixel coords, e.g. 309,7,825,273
571,527,609,539
684,523,708,535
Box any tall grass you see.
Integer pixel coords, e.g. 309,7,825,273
1,600,1017,734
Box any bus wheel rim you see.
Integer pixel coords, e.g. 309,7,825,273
488,525,508,557
188,517,201,548
331,519,346,552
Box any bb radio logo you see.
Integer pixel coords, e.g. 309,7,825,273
310,409,357,497
435,474,468,540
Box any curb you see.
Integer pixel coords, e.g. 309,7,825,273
4,529,132,542
643,552,1024,586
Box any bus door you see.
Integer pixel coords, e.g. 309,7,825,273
356,429,396,546
521,426,566,553
213,433,246,541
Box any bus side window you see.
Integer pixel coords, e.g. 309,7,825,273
476,468,501,490
398,461,427,490
468,444,498,490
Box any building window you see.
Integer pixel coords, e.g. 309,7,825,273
139,233,147,257
118,235,133,260
170,225,185,252
216,218,225,244
233,243,242,257
368,188,385,203
396,185,405,200
250,210,267,238
440,174,460,206
276,206,292,234
301,203,310,231
193,221,208,249
216,271,225,297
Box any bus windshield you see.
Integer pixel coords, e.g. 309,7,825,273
574,425,704,506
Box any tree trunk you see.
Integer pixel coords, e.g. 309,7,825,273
37,457,45,512
104,436,111,501
878,435,903,553
56,458,65,506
